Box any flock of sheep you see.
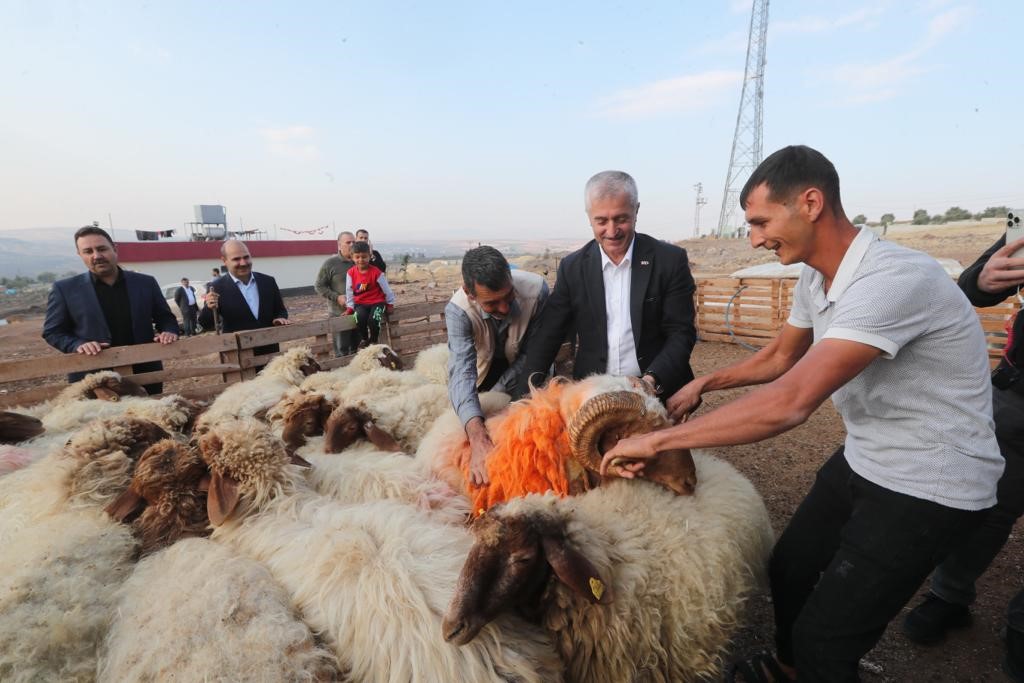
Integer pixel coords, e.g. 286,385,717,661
0,341,774,682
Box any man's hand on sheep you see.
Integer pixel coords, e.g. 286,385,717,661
465,417,494,486
666,380,705,424
599,433,661,478
154,331,178,345
76,340,110,355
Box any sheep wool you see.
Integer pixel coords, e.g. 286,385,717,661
0,509,138,683
204,420,562,683
492,451,773,683
196,345,318,431
412,342,449,385
300,439,470,525
98,537,339,682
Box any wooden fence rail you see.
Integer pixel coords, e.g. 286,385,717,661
696,277,1020,366
2,281,1015,408
0,300,449,409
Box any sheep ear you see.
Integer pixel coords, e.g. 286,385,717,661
541,535,613,605
106,489,145,522
363,421,402,452
197,474,211,491
93,385,120,402
207,472,240,526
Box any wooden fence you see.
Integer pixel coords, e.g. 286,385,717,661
696,277,1021,366
3,281,1017,408
0,300,449,409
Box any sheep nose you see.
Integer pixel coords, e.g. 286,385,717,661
441,616,466,643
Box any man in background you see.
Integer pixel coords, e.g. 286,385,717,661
174,277,199,336
43,224,179,394
356,228,387,272
902,230,1024,680
315,231,357,356
200,240,289,357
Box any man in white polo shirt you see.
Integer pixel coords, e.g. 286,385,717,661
599,145,1002,682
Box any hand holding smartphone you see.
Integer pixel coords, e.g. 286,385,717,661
1007,211,1024,259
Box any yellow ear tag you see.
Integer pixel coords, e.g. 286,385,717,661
589,577,605,601
477,508,485,516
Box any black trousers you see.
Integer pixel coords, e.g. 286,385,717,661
354,303,385,345
928,385,1024,614
771,447,989,682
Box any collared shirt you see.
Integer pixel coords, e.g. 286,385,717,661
184,287,196,306
600,237,641,377
230,273,260,319
91,268,133,347
445,280,550,426
788,227,1002,511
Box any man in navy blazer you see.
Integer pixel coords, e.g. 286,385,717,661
42,225,180,394
520,171,697,400
199,240,289,357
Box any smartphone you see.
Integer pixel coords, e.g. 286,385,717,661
1007,211,1024,258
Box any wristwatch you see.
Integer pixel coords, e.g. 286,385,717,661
641,372,662,396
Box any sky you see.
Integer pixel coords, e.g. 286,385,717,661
1,0,1022,242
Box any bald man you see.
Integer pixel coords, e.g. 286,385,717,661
200,240,289,356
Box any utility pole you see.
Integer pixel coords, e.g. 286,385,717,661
716,0,770,237
693,182,707,237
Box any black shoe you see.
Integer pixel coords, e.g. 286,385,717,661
1004,627,1024,683
903,593,971,645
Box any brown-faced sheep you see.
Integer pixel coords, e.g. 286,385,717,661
199,418,562,682
443,453,774,682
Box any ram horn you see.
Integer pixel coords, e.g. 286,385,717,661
566,391,663,472
567,390,698,496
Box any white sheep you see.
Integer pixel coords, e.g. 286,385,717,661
0,509,137,683
443,450,775,683
298,437,470,525
200,419,563,683
98,537,340,682
322,382,451,454
298,342,403,395
0,417,168,682
0,417,170,545
16,371,148,421
412,342,449,385
414,390,512,495
195,345,320,432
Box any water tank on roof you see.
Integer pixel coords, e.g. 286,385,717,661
194,204,227,225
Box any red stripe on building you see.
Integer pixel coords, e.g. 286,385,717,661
115,240,337,262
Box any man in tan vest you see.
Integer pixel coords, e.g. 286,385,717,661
446,246,549,485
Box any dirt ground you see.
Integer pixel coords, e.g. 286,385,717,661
1,221,1017,681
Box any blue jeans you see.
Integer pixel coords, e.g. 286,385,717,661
771,448,988,682
928,386,1024,624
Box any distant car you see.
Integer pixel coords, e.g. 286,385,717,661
162,280,211,323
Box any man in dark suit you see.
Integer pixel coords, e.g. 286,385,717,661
199,240,290,357
356,228,387,272
42,225,180,394
520,170,697,400
174,277,200,336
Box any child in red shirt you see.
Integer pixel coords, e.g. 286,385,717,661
345,241,396,347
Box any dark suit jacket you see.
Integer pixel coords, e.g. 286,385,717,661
42,269,179,384
521,233,697,398
174,285,198,313
198,272,288,333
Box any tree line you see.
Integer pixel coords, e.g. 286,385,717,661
850,206,1011,227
